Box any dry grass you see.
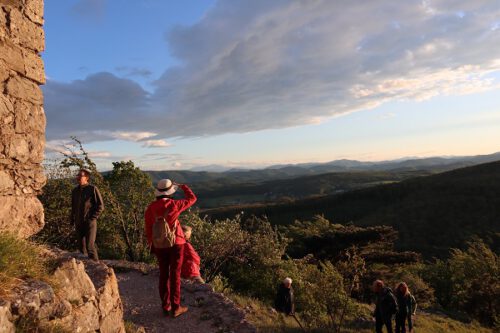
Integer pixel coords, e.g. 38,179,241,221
0,233,54,298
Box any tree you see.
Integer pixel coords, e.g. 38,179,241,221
425,239,500,327
106,161,155,262
38,138,154,261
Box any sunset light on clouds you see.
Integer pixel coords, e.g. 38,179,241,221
43,0,500,170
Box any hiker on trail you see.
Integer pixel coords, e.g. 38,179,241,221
144,179,197,318
395,282,417,333
180,225,205,283
372,279,398,333
275,277,295,316
70,168,104,261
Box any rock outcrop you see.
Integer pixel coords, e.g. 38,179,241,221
0,0,47,237
0,251,125,333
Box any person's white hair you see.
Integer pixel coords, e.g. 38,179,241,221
283,277,292,285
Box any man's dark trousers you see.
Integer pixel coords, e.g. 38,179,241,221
77,220,98,260
376,314,393,333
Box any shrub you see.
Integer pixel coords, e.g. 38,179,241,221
424,239,499,327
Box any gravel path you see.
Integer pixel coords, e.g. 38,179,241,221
115,269,256,333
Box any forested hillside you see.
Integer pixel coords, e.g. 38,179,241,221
205,161,500,258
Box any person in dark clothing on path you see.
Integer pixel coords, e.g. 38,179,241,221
70,168,104,261
373,279,398,333
395,282,417,333
275,277,295,316
145,179,197,318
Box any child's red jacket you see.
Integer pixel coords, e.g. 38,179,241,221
182,242,201,278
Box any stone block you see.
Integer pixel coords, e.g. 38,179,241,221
0,64,9,82
0,1,22,6
0,94,13,120
13,99,45,133
0,169,14,192
5,134,29,162
8,7,45,52
5,74,43,104
22,48,45,84
0,7,7,40
24,0,44,25
0,38,25,73
29,133,45,164
0,195,44,237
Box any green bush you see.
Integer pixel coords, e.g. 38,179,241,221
424,239,499,327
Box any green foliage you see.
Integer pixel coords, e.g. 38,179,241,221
36,162,77,249
38,138,154,262
424,239,500,327
105,161,155,262
182,212,252,282
0,234,53,298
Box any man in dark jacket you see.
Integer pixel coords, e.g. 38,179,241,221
70,168,104,260
275,277,295,315
373,279,398,333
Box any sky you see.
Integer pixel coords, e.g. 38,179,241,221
43,0,500,171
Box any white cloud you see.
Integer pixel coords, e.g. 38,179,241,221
87,151,112,158
141,140,171,148
106,131,157,141
45,0,500,141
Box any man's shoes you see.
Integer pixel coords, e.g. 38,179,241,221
172,305,188,318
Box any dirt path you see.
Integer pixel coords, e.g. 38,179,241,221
113,266,256,333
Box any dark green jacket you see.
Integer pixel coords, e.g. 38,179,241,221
375,287,398,321
71,184,104,225
396,292,417,317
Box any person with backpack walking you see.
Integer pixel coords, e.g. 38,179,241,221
145,179,197,318
70,168,104,261
372,279,398,333
395,282,417,333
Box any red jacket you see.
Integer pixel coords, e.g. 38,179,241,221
181,242,201,278
144,184,197,246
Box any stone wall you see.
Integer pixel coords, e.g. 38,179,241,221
0,0,46,237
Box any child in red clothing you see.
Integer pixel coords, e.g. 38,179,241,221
181,226,205,283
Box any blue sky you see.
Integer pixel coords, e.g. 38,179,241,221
43,0,500,170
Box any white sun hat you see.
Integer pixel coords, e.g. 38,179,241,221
154,179,178,197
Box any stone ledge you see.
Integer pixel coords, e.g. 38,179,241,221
0,250,126,333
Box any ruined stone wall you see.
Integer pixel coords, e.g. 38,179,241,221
0,0,46,237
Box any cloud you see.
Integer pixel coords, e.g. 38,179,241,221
141,140,171,148
87,150,112,158
70,0,106,21
46,0,500,142
44,73,151,141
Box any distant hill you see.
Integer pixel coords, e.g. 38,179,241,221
204,161,500,258
146,152,500,185
145,152,500,209
192,170,431,208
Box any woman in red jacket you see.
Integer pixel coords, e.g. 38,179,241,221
144,179,197,318
181,225,205,283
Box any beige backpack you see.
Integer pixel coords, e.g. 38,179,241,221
152,209,177,249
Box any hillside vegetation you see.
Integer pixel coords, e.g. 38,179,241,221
205,161,500,258
37,140,499,331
